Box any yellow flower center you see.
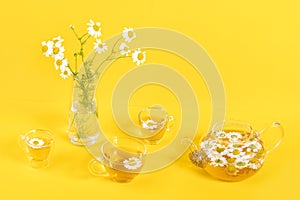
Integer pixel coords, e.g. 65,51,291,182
124,47,129,51
63,70,68,75
128,31,134,38
98,44,103,48
233,149,240,155
53,47,59,54
216,147,225,153
257,149,264,154
249,158,257,163
93,25,100,31
56,59,62,66
227,165,236,173
138,53,144,60
33,141,39,146
42,45,48,53
227,158,235,163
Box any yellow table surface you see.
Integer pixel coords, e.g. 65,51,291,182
1,0,299,199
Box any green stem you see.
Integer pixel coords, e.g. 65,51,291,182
71,29,80,40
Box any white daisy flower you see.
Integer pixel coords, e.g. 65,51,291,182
200,140,217,154
210,155,227,167
41,40,54,57
207,150,222,160
234,157,249,169
243,152,256,160
28,138,45,148
227,144,246,158
215,143,229,156
60,66,72,79
248,158,264,170
51,42,65,59
87,19,101,38
122,27,136,43
123,157,142,170
215,130,227,139
142,119,159,130
52,35,64,45
54,57,68,70
132,48,146,66
94,39,108,54
226,131,243,142
119,42,130,56
244,140,263,153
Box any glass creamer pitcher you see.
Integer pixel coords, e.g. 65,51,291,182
186,120,284,181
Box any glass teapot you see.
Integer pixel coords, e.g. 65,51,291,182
187,120,284,181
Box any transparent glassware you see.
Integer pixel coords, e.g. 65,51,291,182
19,129,54,168
88,136,146,183
185,120,284,181
68,70,99,146
138,105,174,144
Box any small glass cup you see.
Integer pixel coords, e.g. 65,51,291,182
19,129,54,168
138,105,174,144
89,137,146,183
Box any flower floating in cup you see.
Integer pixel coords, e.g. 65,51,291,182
28,138,45,148
123,157,142,170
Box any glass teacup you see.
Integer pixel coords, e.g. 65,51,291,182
138,105,174,144
89,137,146,183
19,129,54,168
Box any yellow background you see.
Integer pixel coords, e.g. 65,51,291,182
1,0,299,199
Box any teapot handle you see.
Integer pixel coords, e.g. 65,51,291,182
260,122,284,154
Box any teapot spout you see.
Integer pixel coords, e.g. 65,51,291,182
189,149,207,168
181,138,207,168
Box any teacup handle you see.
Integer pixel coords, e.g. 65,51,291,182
260,122,284,154
88,159,109,177
18,134,27,153
166,116,175,131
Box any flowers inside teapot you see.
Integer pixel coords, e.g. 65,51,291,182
186,120,284,181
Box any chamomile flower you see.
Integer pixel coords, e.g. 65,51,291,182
227,144,246,158
132,48,146,66
244,140,263,153
226,131,243,142
59,66,72,79
210,155,227,167
54,57,68,70
52,35,64,45
51,42,65,59
122,27,136,43
123,157,142,170
215,130,227,139
234,157,249,169
87,19,101,38
215,143,229,156
94,39,108,54
41,40,54,57
142,119,158,130
28,138,45,148
248,158,264,170
200,140,217,154
119,42,130,56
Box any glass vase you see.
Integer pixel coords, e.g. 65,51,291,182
67,71,99,146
